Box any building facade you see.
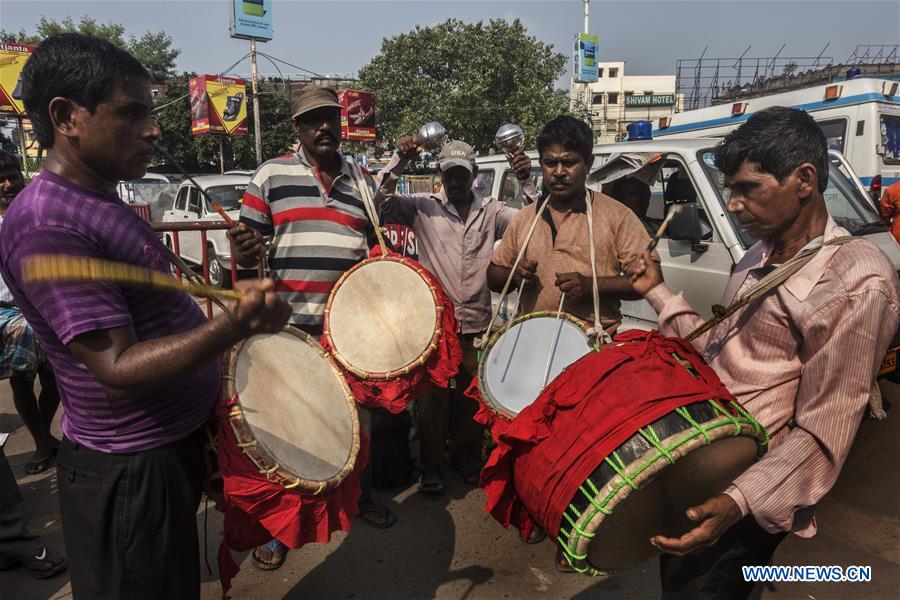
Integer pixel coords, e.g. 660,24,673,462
571,61,684,144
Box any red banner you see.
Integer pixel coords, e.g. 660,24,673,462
338,89,376,141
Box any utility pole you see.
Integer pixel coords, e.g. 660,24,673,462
250,38,262,166
584,0,590,34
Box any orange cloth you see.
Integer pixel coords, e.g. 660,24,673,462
881,181,900,243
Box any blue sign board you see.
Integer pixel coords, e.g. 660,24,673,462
230,0,273,42
573,32,599,83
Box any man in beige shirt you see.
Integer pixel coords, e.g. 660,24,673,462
628,107,900,599
487,115,651,330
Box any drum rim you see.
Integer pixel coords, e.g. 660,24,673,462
223,327,361,494
323,255,443,381
557,399,768,575
477,311,594,421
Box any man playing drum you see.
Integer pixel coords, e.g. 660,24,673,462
627,107,900,599
486,115,653,333
228,84,395,570
376,137,536,494
0,34,291,599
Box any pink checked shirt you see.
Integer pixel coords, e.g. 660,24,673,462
646,217,900,536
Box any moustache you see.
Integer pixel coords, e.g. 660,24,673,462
315,133,337,144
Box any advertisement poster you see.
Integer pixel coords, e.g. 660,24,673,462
230,0,273,41
0,42,35,115
338,90,376,142
573,32,599,83
190,75,248,136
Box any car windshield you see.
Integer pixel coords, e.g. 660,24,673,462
204,184,247,212
698,149,885,248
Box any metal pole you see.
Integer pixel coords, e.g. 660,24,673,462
250,38,262,166
218,137,225,174
584,0,589,34
16,116,28,172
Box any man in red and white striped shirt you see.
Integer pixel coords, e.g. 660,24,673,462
628,107,900,599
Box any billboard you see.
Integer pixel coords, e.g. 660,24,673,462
190,75,248,136
0,42,35,116
230,0,273,42
573,32,599,83
338,90,376,142
624,94,676,107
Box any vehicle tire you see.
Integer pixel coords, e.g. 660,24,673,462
207,246,231,289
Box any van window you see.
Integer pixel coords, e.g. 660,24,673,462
473,170,495,196
187,187,202,215
817,119,847,153
881,114,900,164
205,184,247,212
175,187,188,211
499,167,542,209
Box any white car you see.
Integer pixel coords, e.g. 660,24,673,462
161,175,254,288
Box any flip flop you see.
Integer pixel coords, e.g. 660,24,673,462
417,470,445,495
358,504,397,529
25,455,56,475
19,547,67,579
520,526,547,545
251,540,287,571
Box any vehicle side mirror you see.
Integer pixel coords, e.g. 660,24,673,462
667,201,703,244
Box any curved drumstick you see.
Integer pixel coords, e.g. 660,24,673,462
541,292,567,388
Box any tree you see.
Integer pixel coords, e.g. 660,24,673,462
358,18,569,155
1,16,179,83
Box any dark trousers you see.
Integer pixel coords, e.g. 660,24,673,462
0,447,42,569
419,333,485,470
659,516,788,600
57,432,206,600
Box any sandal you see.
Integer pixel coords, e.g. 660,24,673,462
417,469,445,495
251,540,287,571
358,503,397,529
19,547,67,579
520,526,546,545
555,547,576,573
453,459,482,486
25,448,58,475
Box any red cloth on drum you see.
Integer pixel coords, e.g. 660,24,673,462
480,330,740,541
214,394,368,597
322,246,463,414
465,377,512,438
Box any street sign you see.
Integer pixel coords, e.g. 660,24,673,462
229,0,273,42
573,33,599,83
624,94,676,107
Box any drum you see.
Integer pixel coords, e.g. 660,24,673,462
480,331,768,575
477,312,595,420
223,328,360,493
558,399,765,574
324,255,443,381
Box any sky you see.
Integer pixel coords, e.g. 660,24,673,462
1,0,898,88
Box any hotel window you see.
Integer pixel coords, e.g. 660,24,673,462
609,67,619,78
608,93,619,104
592,94,604,105
598,68,604,78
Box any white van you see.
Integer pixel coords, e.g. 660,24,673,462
161,175,254,288
649,77,900,204
476,138,898,347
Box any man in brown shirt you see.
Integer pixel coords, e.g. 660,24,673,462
488,116,652,330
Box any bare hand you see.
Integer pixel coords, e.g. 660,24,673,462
228,279,291,337
624,250,664,296
514,259,538,286
396,135,421,160
555,272,591,299
650,494,743,556
228,223,264,262
507,149,532,180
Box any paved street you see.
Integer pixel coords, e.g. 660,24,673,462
2,381,898,599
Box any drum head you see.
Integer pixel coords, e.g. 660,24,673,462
481,314,592,417
235,331,356,483
327,259,438,377
586,435,758,571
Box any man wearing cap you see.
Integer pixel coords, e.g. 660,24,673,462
375,136,537,494
229,84,395,570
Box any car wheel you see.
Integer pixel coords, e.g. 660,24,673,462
206,247,231,289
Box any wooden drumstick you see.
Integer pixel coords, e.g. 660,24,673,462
153,142,237,226
21,254,244,301
541,292,567,388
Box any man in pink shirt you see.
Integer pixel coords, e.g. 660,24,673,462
628,107,899,599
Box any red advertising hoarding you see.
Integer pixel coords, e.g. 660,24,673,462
190,75,248,136
338,90,376,142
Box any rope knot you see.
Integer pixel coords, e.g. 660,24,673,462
711,304,727,318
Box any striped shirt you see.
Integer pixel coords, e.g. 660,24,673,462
646,217,900,536
0,171,221,453
240,150,373,333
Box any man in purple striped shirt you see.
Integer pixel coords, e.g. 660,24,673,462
0,34,290,599
628,107,900,599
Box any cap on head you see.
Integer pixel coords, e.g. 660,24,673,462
438,140,475,174
289,84,341,120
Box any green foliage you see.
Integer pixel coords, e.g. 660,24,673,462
1,16,179,83
358,18,569,155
